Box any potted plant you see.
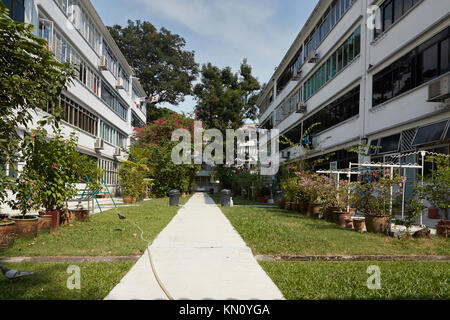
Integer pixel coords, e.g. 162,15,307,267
332,180,357,228
73,203,89,222
352,176,400,235
416,155,449,223
0,215,15,248
394,198,425,235
8,177,39,238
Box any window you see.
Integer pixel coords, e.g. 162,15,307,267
277,47,303,95
304,26,361,100
373,27,450,107
101,83,128,121
374,0,422,38
59,95,98,136
100,121,127,148
38,19,53,47
103,43,118,77
441,38,450,74
4,0,24,22
99,158,119,186
303,86,360,135
412,121,448,146
378,134,400,154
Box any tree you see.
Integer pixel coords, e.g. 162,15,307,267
130,113,199,197
193,59,261,132
0,2,74,204
108,20,198,122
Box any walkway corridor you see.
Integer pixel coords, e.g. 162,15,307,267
105,193,284,300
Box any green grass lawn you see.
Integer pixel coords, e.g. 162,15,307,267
0,197,190,257
218,205,450,256
0,261,134,300
260,261,450,300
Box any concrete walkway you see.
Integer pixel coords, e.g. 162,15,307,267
105,193,284,300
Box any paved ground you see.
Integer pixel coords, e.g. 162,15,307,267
105,193,284,300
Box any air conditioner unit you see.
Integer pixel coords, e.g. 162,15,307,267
296,102,307,114
114,147,121,156
428,74,450,102
98,56,108,70
116,77,124,89
94,138,104,150
307,50,319,63
292,67,302,81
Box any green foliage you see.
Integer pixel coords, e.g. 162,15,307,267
11,123,102,213
193,59,261,132
352,175,404,217
118,160,148,199
416,155,450,214
107,20,198,122
0,2,74,204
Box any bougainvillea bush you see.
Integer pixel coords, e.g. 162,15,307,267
131,113,199,197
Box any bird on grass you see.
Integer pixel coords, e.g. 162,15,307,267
118,213,127,220
0,264,34,280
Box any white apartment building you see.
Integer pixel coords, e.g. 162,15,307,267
258,0,450,195
3,0,147,196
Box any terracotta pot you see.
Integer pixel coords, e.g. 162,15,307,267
334,211,354,228
365,215,391,235
8,216,39,238
38,215,53,232
437,220,450,238
123,195,137,204
428,207,440,219
74,210,89,222
42,211,60,230
308,203,322,218
60,211,75,226
284,202,292,210
0,221,15,248
353,218,366,232
276,197,286,209
324,207,339,223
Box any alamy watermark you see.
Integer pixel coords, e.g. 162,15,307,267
171,121,280,176
366,265,382,290
66,265,81,290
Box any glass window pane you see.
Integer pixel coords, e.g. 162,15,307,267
379,134,400,154
412,121,447,146
421,43,438,83
394,0,403,22
440,38,449,74
383,1,393,31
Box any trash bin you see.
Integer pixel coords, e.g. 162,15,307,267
209,188,214,195
169,189,180,206
221,189,232,207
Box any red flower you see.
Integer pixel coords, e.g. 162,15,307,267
33,135,37,139
51,164,56,169
159,120,164,124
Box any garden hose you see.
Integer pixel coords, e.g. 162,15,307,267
113,206,174,300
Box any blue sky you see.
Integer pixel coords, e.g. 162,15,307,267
91,0,318,115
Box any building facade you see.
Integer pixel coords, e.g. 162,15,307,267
257,0,450,189
3,0,147,195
